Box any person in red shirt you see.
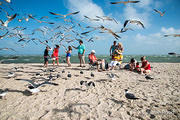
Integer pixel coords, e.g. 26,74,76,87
88,50,105,71
51,45,60,66
140,56,151,74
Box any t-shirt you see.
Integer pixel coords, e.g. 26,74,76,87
44,49,49,57
111,45,116,54
53,48,59,57
77,44,85,54
88,54,97,63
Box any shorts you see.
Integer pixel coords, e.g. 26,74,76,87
78,53,85,59
52,56,58,61
44,57,48,62
109,61,120,67
66,53,71,57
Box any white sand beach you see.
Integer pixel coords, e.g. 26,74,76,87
0,63,180,120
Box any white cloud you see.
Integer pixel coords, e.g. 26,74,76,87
161,27,180,34
67,0,104,19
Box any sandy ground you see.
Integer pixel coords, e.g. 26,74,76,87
0,63,180,120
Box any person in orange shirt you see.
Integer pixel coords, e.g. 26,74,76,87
88,50,105,71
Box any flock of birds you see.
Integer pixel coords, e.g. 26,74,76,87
0,0,178,101
0,0,179,52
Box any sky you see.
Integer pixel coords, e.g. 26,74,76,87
0,0,180,55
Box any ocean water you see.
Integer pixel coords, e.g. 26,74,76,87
0,55,180,64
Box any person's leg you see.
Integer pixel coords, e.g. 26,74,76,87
82,55,85,66
144,70,151,74
140,68,145,74
56,57,59,66
78,54,82,67
53,59,55,66
67,57,71,66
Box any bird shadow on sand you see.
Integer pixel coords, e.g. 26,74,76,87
52,103,90,120
64,88,86,95
106,98,125,107
7,89,33,96
95,79,111,83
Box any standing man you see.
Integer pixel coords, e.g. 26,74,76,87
72,40,85,67
109,41,117,60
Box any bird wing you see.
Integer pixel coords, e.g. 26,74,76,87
154,9,162,14
37,81,58,88
49,11,63,16
123,20,129,28
128,1,140,3
110,1,124,4
3,13,17,27
66,11,80,16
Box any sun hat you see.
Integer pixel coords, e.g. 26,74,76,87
91,50,96,53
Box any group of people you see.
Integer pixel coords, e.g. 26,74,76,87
43,40,151,74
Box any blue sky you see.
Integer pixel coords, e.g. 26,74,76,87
0,0,180,55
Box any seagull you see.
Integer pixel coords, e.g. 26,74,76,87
16,79,58,93
0,48,16,52
49,11,80,18
154,9,165,16
118,28,134,33
28,14,54,24
67,72,71,78
4,0,11,3
0,31,9,39
87,81,95,87
164,34,180,37
0,88,8,99
80,80,87,85
84,15,100,21
96,16,118,24
145,75,154,80
91,72,94,77
124,20,145,29
7,72,15,78
62,69,65,73
125,89,139,100
0,13,17,27
110,0,140,5
80,70,83,74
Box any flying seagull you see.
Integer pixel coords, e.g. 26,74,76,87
0,31,9,39
16,79,58,93
154,9,165,16
4,0,11,3
100,25,121,39
164,34,180,37
125,89,139,100
0,13,17,27
0,48,16,52
49,11,80,18
110,0,140,5
0,88,8,99
124,20,145,29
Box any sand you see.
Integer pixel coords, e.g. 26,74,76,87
0,63,180,120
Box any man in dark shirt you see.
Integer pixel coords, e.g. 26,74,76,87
44,46,50,67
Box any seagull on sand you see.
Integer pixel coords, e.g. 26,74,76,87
0,88,8,99
154,9,165,16
91,72,94,77
7,72,15,78
125,89,139,100
145,75,154,80
16,79,58,93
110,0,140,5
67,72,72,78
80,81,95,87
0,13,17,27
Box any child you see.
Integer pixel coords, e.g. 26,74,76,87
135,62,140,72
129,58,136,71
44,46,50,67
140,56,151,74
52,45,60,66
66,46,72,67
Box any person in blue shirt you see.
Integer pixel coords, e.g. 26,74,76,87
72,40,85,67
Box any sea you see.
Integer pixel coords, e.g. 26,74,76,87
0,55,180,64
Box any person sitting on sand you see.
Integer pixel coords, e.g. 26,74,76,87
51,45,60,66
109,42,124,70
44,46,50,67
65,46,72,67
135,62,140,72
129,58,137,71
88,50,105,71
72,40,85,67
139,56,151,74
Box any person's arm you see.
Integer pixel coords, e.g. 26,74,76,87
109,45,112,56
72,45,77,49
143,62,149,69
